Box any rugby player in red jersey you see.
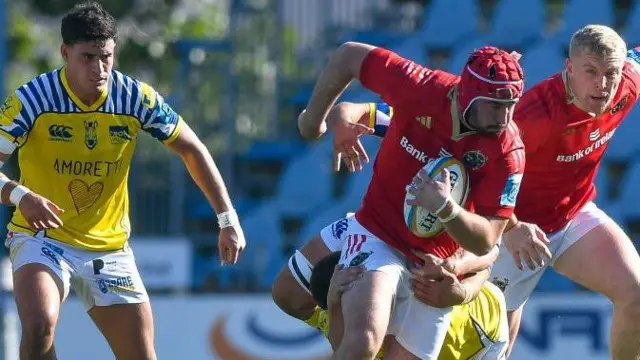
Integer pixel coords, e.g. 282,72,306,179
490,25,640,359
274,43,525,359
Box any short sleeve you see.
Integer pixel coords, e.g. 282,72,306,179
135,81,183,144
0,91,32,153
469,147,525,218
360,48,434,108
514,88,551,155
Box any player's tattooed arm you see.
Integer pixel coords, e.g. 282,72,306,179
299,42,376,139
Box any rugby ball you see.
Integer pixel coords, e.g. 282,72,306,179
404,156,470,238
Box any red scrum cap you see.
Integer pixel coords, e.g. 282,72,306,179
457,46,525,119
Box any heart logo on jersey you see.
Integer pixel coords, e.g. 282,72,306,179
68,179,104,214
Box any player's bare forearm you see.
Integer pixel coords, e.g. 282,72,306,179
0,153,19,205
445,245,499,276
459,268,490,304
443,210,506,256
167,123,234,214
299,42,375,139
327,302,344,350
328,102,371,128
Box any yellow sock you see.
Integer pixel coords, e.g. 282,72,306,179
303,306,330,338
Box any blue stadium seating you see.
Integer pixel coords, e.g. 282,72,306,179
520,41,565,87
607,162,640,223
419,0,480,49
623,1,640,47
550,0,614,46
483,0,545,48
273,140,334,217
605,105,640,162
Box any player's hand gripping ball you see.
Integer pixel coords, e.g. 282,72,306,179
404,156,469,237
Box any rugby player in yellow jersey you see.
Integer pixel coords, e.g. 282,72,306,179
309,251,509,360
0,2,246,359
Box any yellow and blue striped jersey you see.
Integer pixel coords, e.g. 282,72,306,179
0,68,183,251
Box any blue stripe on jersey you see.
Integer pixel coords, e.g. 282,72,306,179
45,72,61,110
627,48,640,64
376,102,392,117
26,81,45,112
16,87,37,126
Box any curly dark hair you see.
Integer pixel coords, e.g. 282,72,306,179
61,1,117,45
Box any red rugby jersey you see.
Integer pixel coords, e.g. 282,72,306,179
354,48,525,260
513,47,640,233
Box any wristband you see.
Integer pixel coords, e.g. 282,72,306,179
434,196,452,215
438,202,462,223
217,209,239,229
9,185,30,206
0,177,9,195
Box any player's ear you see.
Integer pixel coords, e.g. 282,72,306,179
565,58,573,74
61,44,69,63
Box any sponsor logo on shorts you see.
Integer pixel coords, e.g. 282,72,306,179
349,251,373,267
92,259,119,275
40,247,60,266
331,218,349,240
97,276,135,294
500,173,522,207
344,234,367,258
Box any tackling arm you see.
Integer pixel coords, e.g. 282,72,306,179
444,245,499,276
298,42,377,139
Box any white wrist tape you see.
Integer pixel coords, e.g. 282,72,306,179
0,177,9,196
217,209,239,229
9,185,30,206
434,196,453,215
439,202,462,223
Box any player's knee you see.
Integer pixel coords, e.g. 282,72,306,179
271,268,313,318
20,314,56,348
341,327,385,359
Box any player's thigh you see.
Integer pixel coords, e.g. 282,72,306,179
553,219,640,303
272,215,351,315
272,233,332,308
88,302,155,360
338,224,405,351
75,246,154,357
340,270,398,351
8,233,70,333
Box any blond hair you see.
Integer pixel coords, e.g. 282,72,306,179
569,25,627,59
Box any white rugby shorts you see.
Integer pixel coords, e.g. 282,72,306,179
490,201,613,310
321,214,453,359
6,231,148,310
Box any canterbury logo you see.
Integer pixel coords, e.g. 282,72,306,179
48,124,73,141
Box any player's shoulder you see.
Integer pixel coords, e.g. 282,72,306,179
7,69,69,122
109,70,163,116
515,73,565,123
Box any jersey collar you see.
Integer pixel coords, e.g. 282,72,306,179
60,68,109,112
561,70,576,104
448,86,476,141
